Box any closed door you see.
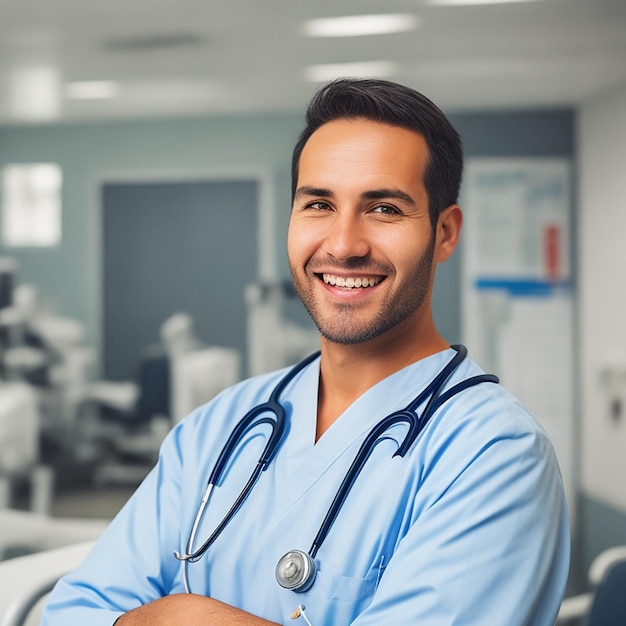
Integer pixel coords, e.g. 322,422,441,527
102,179,258,382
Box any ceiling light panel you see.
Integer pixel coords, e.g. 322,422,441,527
65,81,120,100
303,14,419,38
8,67,60,120
304,61,398,82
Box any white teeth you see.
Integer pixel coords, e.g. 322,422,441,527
322,274,381,288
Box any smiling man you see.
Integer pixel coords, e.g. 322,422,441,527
288,117,460,439
42,79,570,626
290,121,440,346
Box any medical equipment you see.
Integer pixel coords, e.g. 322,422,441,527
246,281,319,377
174,345,498,594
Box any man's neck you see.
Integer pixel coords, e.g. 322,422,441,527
315,322,449,440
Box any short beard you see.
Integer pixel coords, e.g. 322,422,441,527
290,235,436,345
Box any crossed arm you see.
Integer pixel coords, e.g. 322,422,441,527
115,594,280,626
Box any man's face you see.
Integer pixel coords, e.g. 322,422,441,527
288,118,441,346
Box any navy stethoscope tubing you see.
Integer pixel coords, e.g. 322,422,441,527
175,345,498,594
174,350,319,591
305,345,494,562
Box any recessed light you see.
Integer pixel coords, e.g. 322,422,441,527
65,81,120,100
304,61,398,83
302,14,419,38
9,67,60,120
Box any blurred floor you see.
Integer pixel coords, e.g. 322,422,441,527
39,441,148,520
50,485,135,520
8,457,142,521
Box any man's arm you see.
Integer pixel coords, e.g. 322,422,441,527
116,594,280,626
42,420,192,625
115,593,278,626
349,416,570,626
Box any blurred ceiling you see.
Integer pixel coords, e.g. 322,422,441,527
0,0,625,124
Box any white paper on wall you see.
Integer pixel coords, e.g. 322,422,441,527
462,158,574,522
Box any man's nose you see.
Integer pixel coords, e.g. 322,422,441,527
322,211,370,262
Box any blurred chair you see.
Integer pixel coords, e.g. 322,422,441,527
78,345,171,485
4,284,97,435
28,308,95,431
143,312,240,424
557,545,626,624
170,346,240,424
78,313,241,484
0,382,53,514
0,539,96,626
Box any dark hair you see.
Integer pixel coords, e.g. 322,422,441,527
291,78,463,227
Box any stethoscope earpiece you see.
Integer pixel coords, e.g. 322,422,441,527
276,549,317,592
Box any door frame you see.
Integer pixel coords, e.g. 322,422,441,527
90,167,275,377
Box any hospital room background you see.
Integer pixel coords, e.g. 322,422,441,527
0,0,625,623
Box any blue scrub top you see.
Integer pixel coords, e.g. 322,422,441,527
42,348,570,625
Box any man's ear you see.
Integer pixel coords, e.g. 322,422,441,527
434,204,463,263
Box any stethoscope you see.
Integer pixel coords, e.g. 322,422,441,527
174,345,498,595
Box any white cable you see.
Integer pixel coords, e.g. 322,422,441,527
290,604,315,626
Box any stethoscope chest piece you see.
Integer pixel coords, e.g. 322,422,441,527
275,549,317,592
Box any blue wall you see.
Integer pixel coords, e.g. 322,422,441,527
0,113,303,354
0,109,576,353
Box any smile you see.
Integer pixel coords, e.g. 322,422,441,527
321,274,383,288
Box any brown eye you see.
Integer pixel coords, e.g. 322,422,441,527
308,202,332,211
372,204,401,215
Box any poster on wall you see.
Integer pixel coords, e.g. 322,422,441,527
462,158,574,518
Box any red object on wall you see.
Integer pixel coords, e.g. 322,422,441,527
544,224,560,280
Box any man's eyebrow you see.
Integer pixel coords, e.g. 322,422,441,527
294,186,416,205
361,188,416,206
294,186,334,200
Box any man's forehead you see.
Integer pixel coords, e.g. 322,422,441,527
298,118,429,182
302,118,428,158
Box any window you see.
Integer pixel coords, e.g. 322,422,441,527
1,163,62,247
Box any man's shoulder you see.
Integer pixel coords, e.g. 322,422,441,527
440,356,551,443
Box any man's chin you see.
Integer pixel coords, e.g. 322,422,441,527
317,321,383,346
